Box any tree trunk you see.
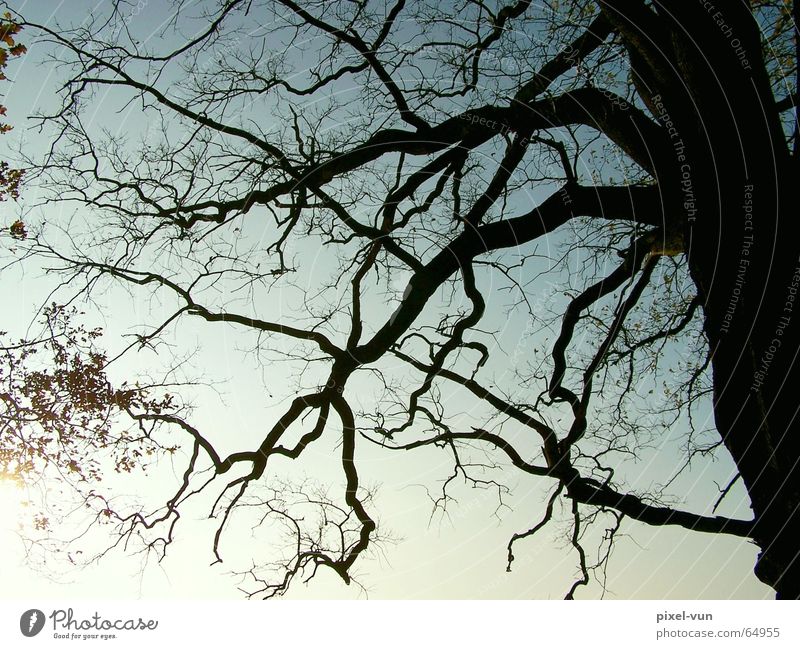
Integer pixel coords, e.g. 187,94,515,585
683,99,800,600
697,188,800,598
634,1,800,598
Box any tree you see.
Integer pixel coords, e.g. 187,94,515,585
3,0,799,598
0,11,25,236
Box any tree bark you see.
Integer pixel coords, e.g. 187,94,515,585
607,0,800,598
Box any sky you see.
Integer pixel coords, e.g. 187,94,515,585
0,0,775,600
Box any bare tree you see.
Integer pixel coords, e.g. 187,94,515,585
2,0,798,598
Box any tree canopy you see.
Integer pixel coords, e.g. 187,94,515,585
0,11,24,234
2,0,799,598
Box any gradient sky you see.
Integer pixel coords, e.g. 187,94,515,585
0,0,774,600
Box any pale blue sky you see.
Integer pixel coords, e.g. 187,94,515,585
0,0,772,600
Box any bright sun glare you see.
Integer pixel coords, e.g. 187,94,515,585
0,477,25,535
0,477,28,594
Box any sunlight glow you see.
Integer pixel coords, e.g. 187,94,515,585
0,476,25,536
